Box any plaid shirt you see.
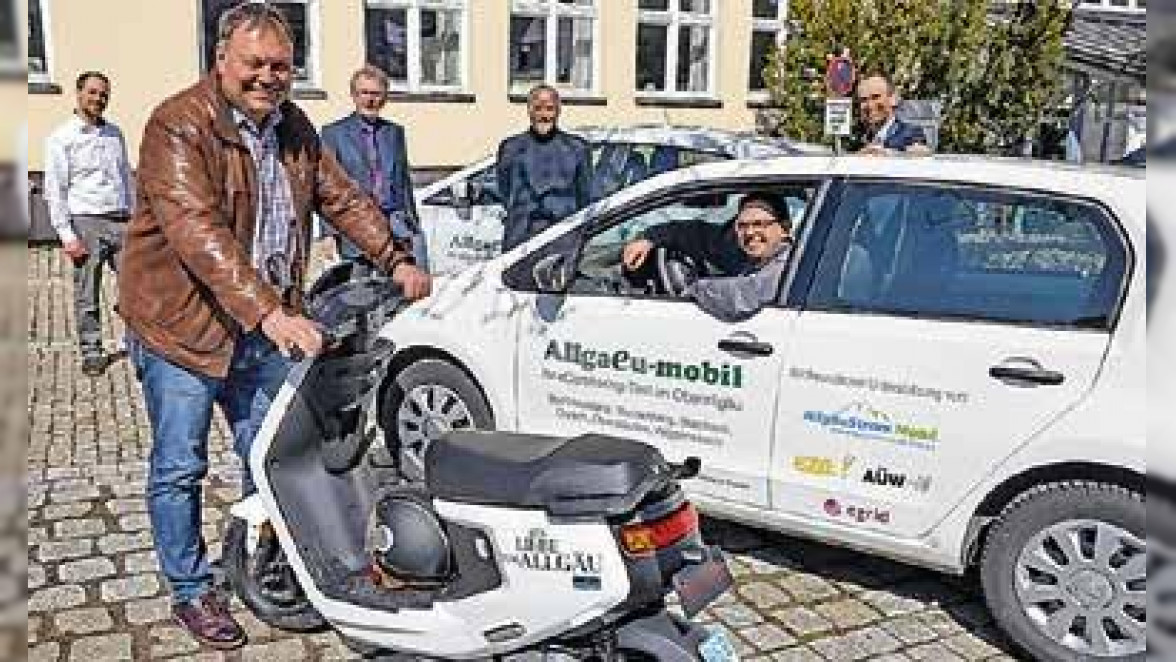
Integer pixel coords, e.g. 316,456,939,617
234,108,296,292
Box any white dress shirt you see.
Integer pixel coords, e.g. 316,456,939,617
43,114,135,243
868,115,897,146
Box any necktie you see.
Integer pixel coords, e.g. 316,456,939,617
365,125,387,210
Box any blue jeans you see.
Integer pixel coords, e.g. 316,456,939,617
129,332,291,602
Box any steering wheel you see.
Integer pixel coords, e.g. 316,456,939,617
655,246,701,297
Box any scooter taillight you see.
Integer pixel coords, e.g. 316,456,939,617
619,503,699,556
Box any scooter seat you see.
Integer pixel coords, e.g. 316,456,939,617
425,432,673,518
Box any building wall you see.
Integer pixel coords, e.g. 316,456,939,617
26,0,773,171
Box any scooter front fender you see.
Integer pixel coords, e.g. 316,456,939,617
615,610,713,662
228,494,270,554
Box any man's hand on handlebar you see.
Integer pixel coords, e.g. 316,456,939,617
261,308,324,361
392,263,432,301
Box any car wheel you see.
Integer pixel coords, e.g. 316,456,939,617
1149,490,1176,658
381,359,493,481
980,481,1145,660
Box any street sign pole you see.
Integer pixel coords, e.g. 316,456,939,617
824,50,856,155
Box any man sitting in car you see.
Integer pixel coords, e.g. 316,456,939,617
621,192,793,322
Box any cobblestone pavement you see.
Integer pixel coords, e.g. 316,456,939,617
26,247,1024,661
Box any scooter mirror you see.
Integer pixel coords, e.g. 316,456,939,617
671,457,701,480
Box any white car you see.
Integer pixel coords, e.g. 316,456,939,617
413,125,824,276
380,154,1145,661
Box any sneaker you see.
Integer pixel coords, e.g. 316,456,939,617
81,355,107,377
172,591,246,651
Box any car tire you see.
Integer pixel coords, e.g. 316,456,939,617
381,359,494,481
1149,487,1176,658
979,480,1145,661
223,518,327,633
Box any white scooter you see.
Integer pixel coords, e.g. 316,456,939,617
225,262,738,661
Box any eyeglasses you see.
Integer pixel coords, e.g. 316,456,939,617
735,218,778,233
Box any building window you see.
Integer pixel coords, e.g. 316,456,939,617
366,0,466,92
636,0,715,96
1078,0,1146,9
202,0,319,86
749,0,785,94
508,0,597,95
26,0,50,80
0,0,15,72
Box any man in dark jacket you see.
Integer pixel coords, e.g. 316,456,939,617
621,193,794,322
320,65,426,268
496,85,592,252
118,4,430,649
856,74,931,155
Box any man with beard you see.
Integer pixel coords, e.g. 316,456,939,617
118,3,430,649
43,71,135,376
496,84,592,252
320,65,426,269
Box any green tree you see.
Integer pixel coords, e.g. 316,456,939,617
762,0,1071,154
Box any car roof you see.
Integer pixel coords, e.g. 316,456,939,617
599,153,1145,231
567,124,829,158
656,152,1145,188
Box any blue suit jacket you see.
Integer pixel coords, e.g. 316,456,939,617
321,113,424,265
880,118,928,151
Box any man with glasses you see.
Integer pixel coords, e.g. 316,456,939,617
118,3,430,649
319,65,426,269
621,192,794,321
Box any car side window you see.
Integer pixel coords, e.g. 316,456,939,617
589,143,726,202
567,185,812,300
808,182,1128,329
423,165,501,207
576,191,740,292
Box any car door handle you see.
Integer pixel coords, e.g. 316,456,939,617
989,365,1065,386
717,339,774,357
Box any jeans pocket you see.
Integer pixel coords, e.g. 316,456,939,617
126,335,145,382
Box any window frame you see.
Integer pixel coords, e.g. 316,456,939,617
799,178,1134,332
365,0,469,94
508,0,599,97
503,174,830,301
747,0,787,100
1078,0,1145,11
635,0,718,99
200,0,320,90
26,0,53,84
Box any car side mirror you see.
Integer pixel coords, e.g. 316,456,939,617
450,180,472,220
532,253,571,293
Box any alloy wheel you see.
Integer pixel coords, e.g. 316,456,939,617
1013,518,1146,657
395,384,476,476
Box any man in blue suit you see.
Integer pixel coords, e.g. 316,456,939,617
321,65,427,269
855,74,931,155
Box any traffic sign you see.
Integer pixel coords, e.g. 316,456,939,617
824,98,853,137
825,54,856,98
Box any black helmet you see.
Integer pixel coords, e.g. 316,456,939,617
370,495,454,585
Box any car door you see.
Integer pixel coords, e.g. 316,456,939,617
770,180,1130,538
510,182,819,508
417,162,509,276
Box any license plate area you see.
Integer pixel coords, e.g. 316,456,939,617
671,546,733,619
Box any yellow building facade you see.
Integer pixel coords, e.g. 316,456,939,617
24,0,789,171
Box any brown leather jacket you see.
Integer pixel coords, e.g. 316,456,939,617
119,76,413,378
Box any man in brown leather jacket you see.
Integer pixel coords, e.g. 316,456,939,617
118,4,430,649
